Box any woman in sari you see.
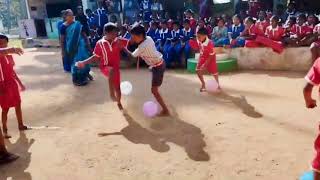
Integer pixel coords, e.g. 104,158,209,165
60,9,92,86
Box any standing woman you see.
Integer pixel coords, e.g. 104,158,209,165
60,9,92,86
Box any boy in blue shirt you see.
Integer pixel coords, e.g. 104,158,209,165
156,20,172,52
181,19,195,65
167,21,183,67
147,21,159,41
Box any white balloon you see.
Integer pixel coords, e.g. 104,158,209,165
120,81,133,95
206,80,219,92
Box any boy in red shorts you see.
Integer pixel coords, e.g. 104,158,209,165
303,57,320,180
189,27,220,92
77,23,128,110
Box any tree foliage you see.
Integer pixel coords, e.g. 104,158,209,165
0,0,24,29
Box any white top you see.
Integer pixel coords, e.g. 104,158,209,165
132,36,163,66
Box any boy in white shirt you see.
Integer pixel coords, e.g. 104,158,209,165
124,25,169,116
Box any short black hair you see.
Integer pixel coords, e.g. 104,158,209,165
173,21,180,26
271,15,280,23
104,22,119,33
197,27,208,35
0,33,9,42
130,24,146,37
183,19,190,25
298,14,307,21
245,17,255,24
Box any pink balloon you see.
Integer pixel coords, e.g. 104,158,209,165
206,80,219,92
143,101,158,117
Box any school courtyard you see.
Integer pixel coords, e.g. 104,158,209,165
0,48,318,180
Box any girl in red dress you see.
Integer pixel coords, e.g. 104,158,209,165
256,16,285,53
0,34,28,139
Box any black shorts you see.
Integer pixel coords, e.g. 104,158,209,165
152,62,165,87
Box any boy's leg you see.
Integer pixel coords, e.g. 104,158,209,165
315,171,320,180
151,64,169,116
0,127,19,165
0,127,7,154
108,68,116,102
113,69,123,110
1,108,11,138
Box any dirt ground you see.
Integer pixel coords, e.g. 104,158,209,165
0,48,318,180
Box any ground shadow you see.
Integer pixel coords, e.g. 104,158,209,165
98,109,209,161
242,70,305,79
0,132,34,180
214,92,263,118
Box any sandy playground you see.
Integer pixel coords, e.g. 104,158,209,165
0,48,319,180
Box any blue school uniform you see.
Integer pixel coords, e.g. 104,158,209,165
140,0,152,21
228,24,245,47
155,28,172,65
122,31,131,40
88,15,96,29
166,29,183,65
147,28,157,41
181,28,195,63
94,8,109,35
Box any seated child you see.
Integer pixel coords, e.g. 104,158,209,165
0,34,29,139
284,14,313,47
212,18,229,47
310,24,320,62
189,27,220,92
124,25,170,116
303,57,320,180
77,23,128,110
256,16,285,53
228,14,245,47
239,17,259,48
147,21,159,41
255,11,270,36
181,19,195,65
167,21,183,67
185,9,197,31
155,20,171,52
307,14,319,30
196,18,212,37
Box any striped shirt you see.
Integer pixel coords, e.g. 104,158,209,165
132,36,163,66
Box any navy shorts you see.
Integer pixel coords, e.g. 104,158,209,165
152,62,165,87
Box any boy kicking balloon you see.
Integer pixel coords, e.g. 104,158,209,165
76,23,128,110
189,27,220,92
123,25,170,116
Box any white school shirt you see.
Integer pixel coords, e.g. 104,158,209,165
132,36,163,66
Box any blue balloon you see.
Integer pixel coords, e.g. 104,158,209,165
300,171,314,180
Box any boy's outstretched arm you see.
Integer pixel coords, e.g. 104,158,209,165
0,47,23,56
303,83,317,108
77,55,100,68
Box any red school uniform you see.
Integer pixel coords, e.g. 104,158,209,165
244,24,261,48
93,37,129,87
189,38,217,75
290,24,313,38
304,58,320,172
255,25,285,53
0,55,21,109
313,24,320,47
255,20,270,36
189,17,197,31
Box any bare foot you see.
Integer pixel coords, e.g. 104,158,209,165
117,103,124,111
200,87,206,92
19,125,31,131
3,132,11,139
158,110,170,117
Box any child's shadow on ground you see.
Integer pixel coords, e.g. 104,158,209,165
215,92,263,118
98,110,209,161
0,132,34,180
